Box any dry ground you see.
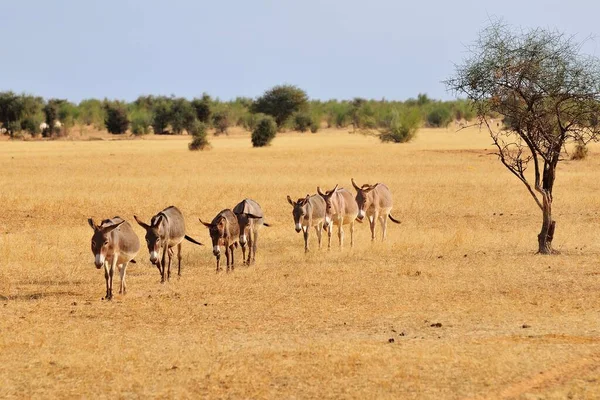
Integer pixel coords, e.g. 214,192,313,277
0,127,599,399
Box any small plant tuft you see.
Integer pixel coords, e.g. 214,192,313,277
188,121,210,151
252,116,277,147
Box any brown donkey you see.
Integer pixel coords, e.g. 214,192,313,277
88,217,140,300
351,178,401,241
286,194,326,253
134,206,203,283
233,199,271,265
317,185,359,249
199,209,240,272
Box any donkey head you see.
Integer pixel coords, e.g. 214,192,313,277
287,194,310,233
134,214,165,264
352,178,377,220
200,216,227,256
88,218,124,269
316,184,339,228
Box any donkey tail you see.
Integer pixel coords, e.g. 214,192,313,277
184,235,204,246
388,214,401,224
263,222,272,227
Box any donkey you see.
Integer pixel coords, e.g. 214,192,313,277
287,194,326,253
199,209,240,272
317,185,359,249
88,217,140,300
233,199,271,265
134,206,203,283
352,178,401,241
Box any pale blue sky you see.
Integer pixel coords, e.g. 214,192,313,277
1,0,599,102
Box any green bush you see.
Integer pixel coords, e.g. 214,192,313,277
379,108,420,143
170,98,196,134
426,105,453,127
293,112,312,132
104,101,129,134
251,85,308,126
188,121,210,151
252,116,277,147
151,98,172,134
310,122,319,133
191,94,212,123
212,110,230,135
130,108,152,135
78,99,105,128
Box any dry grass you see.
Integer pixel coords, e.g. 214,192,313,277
1,127,600,399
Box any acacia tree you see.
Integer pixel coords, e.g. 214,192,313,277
251,85,308,127
446,21,600,254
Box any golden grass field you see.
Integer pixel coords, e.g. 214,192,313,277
1,127,599,399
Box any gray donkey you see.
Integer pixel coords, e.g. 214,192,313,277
233,198,271,265
134,206,203,283
287,194,326,253
88,217,140,300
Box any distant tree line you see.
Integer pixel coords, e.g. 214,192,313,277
0,85,479,147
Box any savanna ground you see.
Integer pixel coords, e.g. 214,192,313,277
1,127,599,399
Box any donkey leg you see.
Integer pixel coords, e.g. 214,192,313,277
177,242,182,277
250,231,257,264
369,214,377,241
225,246,231,272
304,226,310,253
230,244,236,271
350,220,355,247
327,225,332,250
215,253,221,273
316,223,323,249
108,257,116,300
338,222,344,248
119,262,129,294
160,247,167,283
166,246,173,281
103,261,110,300
381,214,389,241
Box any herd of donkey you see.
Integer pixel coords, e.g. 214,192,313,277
88,179,402,300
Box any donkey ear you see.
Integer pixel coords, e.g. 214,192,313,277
351,178,361,191
317,186,325,196
332,184,339,193
199,218,213,228
88,218,97,231
152,214,164,228
287,195,295,206
102,220,125,234
134,215,150,230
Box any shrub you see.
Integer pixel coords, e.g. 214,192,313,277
293,112,312,132
242,112,266,132
252,116,277,147
170,98,196,134
426,105,453,127
21,117,40,136
130,108,152,135
104,101,129,134
310,122,319,133
78,99,105,128
191,94,212,123
188,121,210,151
212,110,230,135
151,98,172,134
379,108,420,143
251,85,308,126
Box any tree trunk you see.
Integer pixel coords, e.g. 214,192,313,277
537,191,555,254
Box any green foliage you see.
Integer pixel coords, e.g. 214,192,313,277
379,108,420,143
170,98,196,134
130,108,153,135
78,99,105,128
293,112,312,132
251,85,308,126
191,94,212,123
426,104,453,127
151,98,172,134
212,110,230,135
188,120,210,151
252,116,277,147
310,122,319,133
103,101,129,134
